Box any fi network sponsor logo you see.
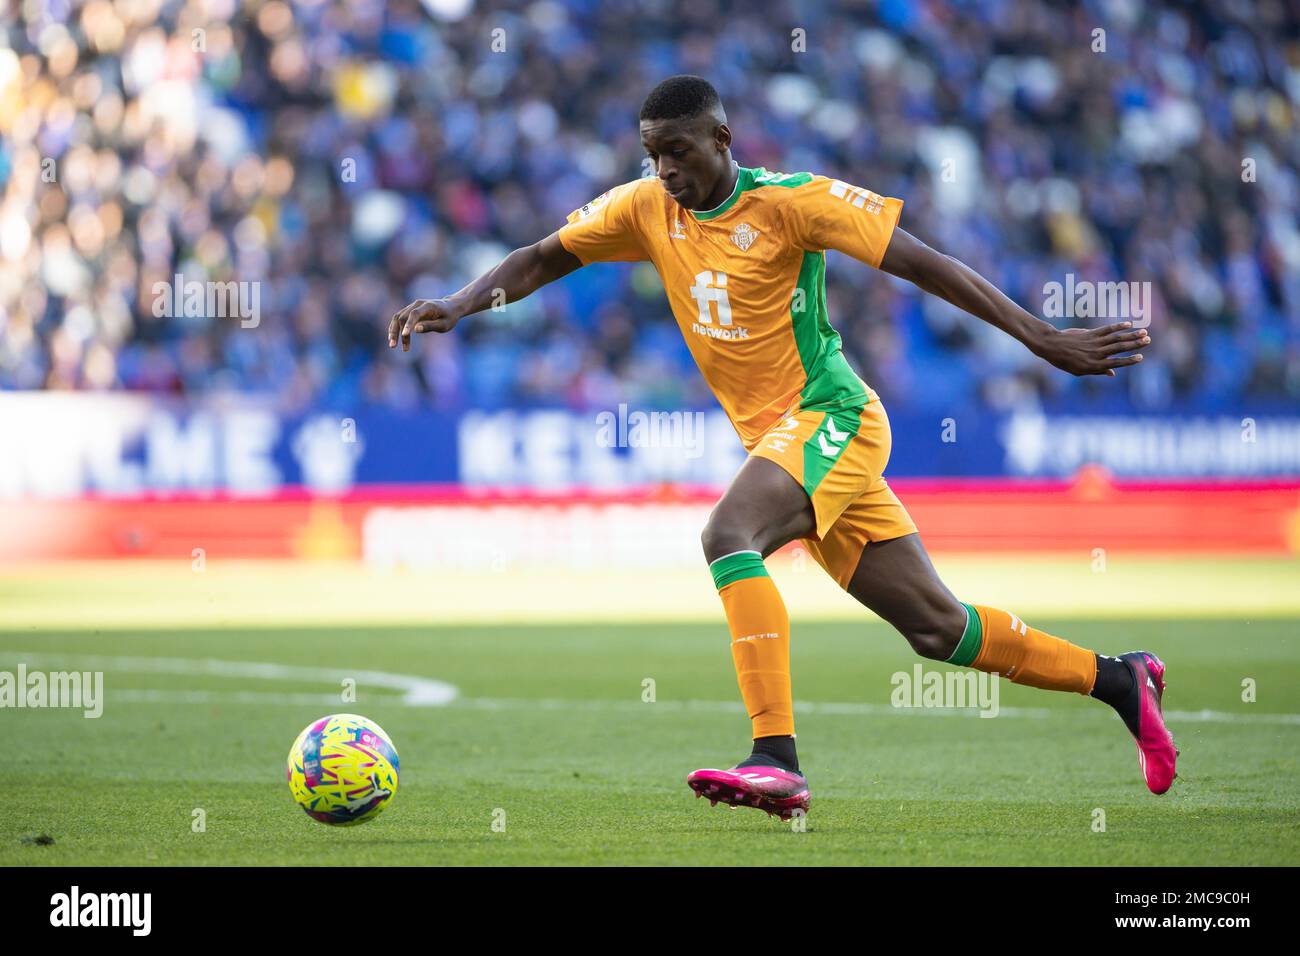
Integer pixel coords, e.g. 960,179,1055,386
0,665,103,718
688,270,750,341
50,886,151,936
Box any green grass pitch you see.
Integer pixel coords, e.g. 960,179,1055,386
2,616,1297,866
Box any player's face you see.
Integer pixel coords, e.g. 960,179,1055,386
640,115,731,210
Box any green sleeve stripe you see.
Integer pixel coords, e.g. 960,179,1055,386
948,603,984,667
709,550,768,590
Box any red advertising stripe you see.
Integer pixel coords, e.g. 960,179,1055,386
1,473,1297,561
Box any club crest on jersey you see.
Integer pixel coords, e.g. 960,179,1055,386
730,222,759,252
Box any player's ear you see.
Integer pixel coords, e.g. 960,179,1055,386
714,122,732,153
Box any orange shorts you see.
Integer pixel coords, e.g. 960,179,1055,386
749,397,917,589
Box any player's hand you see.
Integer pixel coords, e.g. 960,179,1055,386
388,298,462,352
1034,322,1151,377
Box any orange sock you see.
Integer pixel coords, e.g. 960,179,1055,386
710,550,794,738
949,603,1097,695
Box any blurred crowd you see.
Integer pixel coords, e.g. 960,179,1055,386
1,0,1297,416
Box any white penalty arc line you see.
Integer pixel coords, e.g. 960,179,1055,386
2,652,1297,726
1,652,459,707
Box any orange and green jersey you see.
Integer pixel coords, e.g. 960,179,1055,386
557,165,903,449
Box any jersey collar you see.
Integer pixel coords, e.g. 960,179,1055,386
690,163,749,221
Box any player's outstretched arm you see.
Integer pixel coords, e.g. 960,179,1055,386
878,227,1151,377
388,231,582,352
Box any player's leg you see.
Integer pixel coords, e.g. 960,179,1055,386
701,452,813,763
800,393,1177,794
689,453,815,817
837,528,1177,793
842,531,1094,677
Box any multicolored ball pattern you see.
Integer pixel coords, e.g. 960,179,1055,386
287,714,399,826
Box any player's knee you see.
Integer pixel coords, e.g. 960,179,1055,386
700,511,756,564
905,628,956,661
899,602,968,661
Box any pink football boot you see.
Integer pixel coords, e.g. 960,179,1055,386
1116,651,1179,794
687,765,810,821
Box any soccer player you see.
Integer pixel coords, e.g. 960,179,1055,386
388,76,1176,819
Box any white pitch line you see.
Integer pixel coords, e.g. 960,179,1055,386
100,694,1300,726
3,652,1298,726
98,694,1300,724
456,697,1300,725
457,696,1049,719
114,689,345,707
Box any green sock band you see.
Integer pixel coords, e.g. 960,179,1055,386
709,550,768,590
948,602,984,667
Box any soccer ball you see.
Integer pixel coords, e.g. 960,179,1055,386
286,714,399,826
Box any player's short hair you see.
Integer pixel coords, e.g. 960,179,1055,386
639,75,722,122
